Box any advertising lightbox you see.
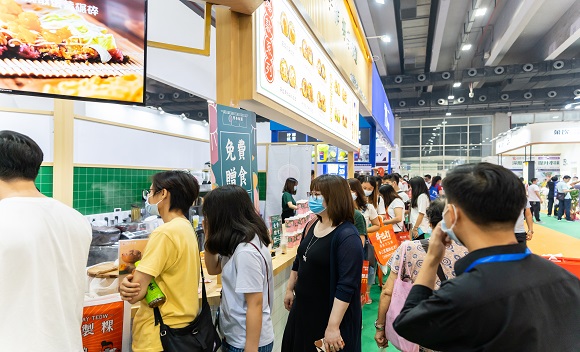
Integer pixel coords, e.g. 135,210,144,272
371,64,395,145
0,0,147,104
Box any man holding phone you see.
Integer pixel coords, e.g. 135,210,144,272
393,163,580,351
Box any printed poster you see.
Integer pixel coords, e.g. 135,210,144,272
270,215,282,249
82,294,131,352
209,103,258,208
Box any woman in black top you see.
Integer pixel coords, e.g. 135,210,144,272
281,177,298,222
282,175,363,352
547,176,558,216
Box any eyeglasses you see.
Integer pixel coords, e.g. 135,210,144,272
144,189,160,197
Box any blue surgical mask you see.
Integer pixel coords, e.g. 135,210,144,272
308,195,326,214
441,204,464,246
145,197,163,216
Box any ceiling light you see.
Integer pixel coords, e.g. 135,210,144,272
575,96,580,100
575,106,580,110
182,116,187,121
453,82,461,88
565,104,572,109
381,35,391,43
446,112,451,116
442,121,448,124
376,0,385,4
475,8,487,17
448,95,455,100
552,115,560,119
207,99,214,104
461,44,472,51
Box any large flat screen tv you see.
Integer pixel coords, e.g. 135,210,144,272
0,0,147,104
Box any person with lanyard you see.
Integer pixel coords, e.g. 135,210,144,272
393,163,580,351
281,177,298,223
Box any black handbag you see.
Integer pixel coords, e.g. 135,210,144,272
556,192,566,201
153,258,221,352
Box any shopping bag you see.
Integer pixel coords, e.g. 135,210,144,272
543,256,580,278
361,260,369,305
368,222,400,266
385,242,420,352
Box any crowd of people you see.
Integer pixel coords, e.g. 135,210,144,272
2,130,580,352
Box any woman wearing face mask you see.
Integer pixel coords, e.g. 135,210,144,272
408,176,431,240
348,178,380,304
348,178,380,233
282,175,364,352
361,176,386,219
282,177,299,223
203,185,274,352
374,199,468,351
120,171,201,352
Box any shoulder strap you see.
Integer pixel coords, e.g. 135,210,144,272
301,218,317,241
420,240,447,283
247,242,271,308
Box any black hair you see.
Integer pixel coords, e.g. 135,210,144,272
442,162,527,228
354,172,360,180
360,175,379,208
409,176,429,208
348,178,368,212
385,173,400,184
426,198,445,228
519,177,525,182
551,176,558,182
432,175,442,186
283,177,298,195
531,177,538,183
563,175,571,180
311,170,315,176
0,130,43,181
151,171,199,217
203,185,270,256
378,184,401,208
424,174,432,180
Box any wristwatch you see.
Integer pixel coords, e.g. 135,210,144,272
374,320,385,331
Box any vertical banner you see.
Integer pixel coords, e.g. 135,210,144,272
270,215,282,249
82,295,131,352
209,103,258,208
265,144,313,220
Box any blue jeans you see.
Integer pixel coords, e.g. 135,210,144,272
222,340,274,352
558,199,572,220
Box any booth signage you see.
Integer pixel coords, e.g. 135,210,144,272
209,104,258,204
82,298,129,352
270,215,282,249
371,64,395,145
290,0,371,108
255,0,359,148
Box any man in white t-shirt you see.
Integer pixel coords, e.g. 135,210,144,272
514,201,534,244
0,131,92,352
528,178,542,222
556,176,574,221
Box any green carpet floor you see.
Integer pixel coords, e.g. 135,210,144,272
361,284,401,352
535,214,580,239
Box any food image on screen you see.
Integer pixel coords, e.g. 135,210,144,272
0,0,146,103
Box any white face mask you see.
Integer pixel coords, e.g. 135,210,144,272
364,189,373,197
351,192,357,200
294,185,298,191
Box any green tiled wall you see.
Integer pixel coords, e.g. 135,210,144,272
73,167,164,215
258,172,267,201
35,166,53,197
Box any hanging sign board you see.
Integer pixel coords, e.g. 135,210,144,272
209,103,259,206
255,0,359,148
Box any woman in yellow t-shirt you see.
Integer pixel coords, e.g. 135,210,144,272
120,171,201,352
